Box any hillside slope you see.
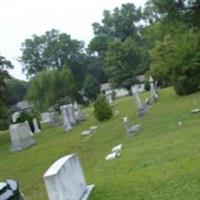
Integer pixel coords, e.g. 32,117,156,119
0,88,200,200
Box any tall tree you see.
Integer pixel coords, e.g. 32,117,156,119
27,67,77,111
89,3,148,89
20,29,86,86
5,79,28,106
0,54,13,129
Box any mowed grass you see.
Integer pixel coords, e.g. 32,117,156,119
1,87,200,200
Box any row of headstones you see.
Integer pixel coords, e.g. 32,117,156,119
60,103,85,132
9,103,85,152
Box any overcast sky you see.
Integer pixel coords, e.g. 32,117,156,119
0,0,147,80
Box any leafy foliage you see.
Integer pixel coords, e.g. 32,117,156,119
94,95,113,121
0,54,13,130
89,3,149,89
0,106,9,130
105,38,144,90
83,74,100,101
27,67,77,111
5,79,28,106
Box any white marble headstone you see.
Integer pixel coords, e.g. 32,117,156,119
9,123,36,152
43,154,94,200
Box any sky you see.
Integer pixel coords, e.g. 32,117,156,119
0,0,147,80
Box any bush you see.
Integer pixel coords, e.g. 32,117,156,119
94,95,113,121
173,75,199,96
0,106,9,130
144,80,150,91
16,111,41,132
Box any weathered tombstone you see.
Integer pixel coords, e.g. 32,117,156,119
43,154,95,200
105,90,113,104
66,104,77,126
49,112,60,126
0,179,26,200
75,110,85,122
41,112,51,124
149,76,158,103
9,122,36,152
111,144,123,153
105,152,120,161
33,118,41,133
25,121,33,136
60,105,72,132
11,112,21,123
123,117,141,135
132,87,148,117
81,130,92,136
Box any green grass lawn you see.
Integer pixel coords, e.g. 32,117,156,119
1,87,200,200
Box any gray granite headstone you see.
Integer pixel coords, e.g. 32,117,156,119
60,105,72,132
66,104,77,126
43,154,94,200
41,112,51,124
123,117,141,135
132,87,148,117
49,112,60,126
149,76,158,103
9,123,36,152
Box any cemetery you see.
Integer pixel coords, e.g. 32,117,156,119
1,87,200,199
1,1,200,199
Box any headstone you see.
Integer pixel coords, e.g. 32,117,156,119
149,76,158,103
191,108,200,114
75,110,85,122
43,154,94,200
49,112,60,126
41,112,51,124
0,179,26,200
9,123,36,152
60,105,72,132
33,118,41,133
111,144,123,153
105,152,120,161
132,87,148,117
65,104,77,126
123,117,141,135
11,112,21,123
105,90,113,104
81,130,92,136
90,126,99,131
25,121,33,136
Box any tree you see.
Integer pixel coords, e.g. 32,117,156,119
105,38,146,90
0,54,13,130
27,67,77,111
20,29,86,86
5,79,28,106
89,3,149,89
83,74,100,101
149,28,200,94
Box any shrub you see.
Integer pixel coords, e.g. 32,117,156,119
16,111,41,132
94,95,113,121
173,75,199,96
144,80,150,91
